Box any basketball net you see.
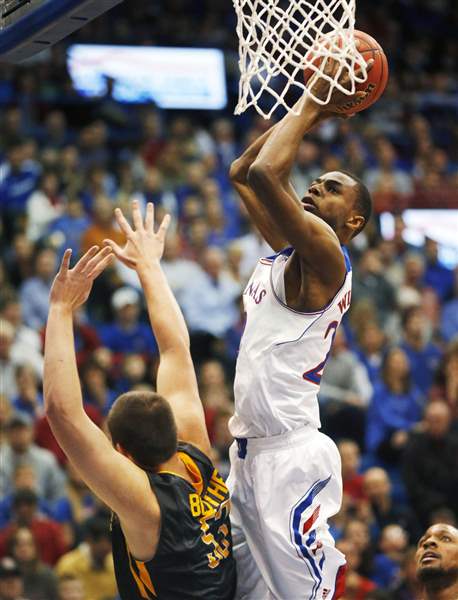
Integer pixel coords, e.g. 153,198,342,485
233,0,367,118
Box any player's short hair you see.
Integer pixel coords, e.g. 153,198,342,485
107,391,178,469
338,170,372,238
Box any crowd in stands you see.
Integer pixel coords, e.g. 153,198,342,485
0,1,457,599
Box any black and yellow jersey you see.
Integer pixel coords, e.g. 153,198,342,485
111,442,236,599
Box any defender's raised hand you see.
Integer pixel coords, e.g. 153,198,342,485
50,246,113,311
104,201,171,271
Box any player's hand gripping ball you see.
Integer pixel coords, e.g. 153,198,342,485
304,30,389,115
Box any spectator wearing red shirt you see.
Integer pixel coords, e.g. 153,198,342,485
0,489,67,566
339,439,367,505
336,538,376,600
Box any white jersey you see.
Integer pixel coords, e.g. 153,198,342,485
229,247,352,438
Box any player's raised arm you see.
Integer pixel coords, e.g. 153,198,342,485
44,247,159,524
247,61,372,288
104,201,211,457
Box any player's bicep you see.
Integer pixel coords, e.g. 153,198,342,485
248,164,345,282
156,349,211,456
47,410,155,520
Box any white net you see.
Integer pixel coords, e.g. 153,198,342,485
233,0,367,118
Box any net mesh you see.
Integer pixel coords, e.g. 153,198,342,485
233,0,367,118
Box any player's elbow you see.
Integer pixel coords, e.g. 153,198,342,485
229,158,248,183
247,161,276,192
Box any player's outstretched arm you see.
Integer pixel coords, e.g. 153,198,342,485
105,201,212,457
44,248,159,525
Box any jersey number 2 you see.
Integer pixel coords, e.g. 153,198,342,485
302,321,339,385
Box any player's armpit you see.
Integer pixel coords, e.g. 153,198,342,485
247,163,346,285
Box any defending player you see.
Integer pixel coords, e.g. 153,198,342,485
416,524,458,600
44,202,236,600
228,64,373,599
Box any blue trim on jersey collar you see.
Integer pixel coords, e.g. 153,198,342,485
341,246,352,273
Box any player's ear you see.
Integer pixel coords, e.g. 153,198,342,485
346,214,365,237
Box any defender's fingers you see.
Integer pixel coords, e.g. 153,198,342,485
355,58,374,79
58,249,72,274
145,202,155,231
131,200,144,231
115,207,134,237
87,252,114,279
103,239,124,258
157,214,171,240
73,246,99,272
84,246,113,275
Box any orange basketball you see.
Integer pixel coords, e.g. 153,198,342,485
303,30,389,115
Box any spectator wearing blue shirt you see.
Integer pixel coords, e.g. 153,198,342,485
12,364,44,419
47,198,91,257
441,269,458,342
400,306,442,396
19,248,57,331
371,524,409,588
423,238,454,302
0,140,40,214
98,287,157,355
366,347,425,461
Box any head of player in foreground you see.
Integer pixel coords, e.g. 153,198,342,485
107,390,177,471
416,523,458,599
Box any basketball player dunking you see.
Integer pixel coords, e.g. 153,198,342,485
44,202,236,600
228,64,373,598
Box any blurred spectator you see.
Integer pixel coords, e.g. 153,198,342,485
441,271,458,342
365,347,424,462
25,172,63,243
352,249,396,323
55,518,116,600
397,253,425,310
363,468,419,542
0,489,66,566
159,233,202,305
98,287,157,355
181,247,241,361
400,306,442,395
0,295,43,378
81,362,116,415
0,413,65,503
320,328,372,447
339,439,367,506
12,366,43,420
47,198,90,256
19,248,57,331
0,556,28,600
336,538,376,599
371,524,408,588
390,547,422,600
0,321,22,399
57,574,84,600
7,528,58,600
403,401,458,526
80,196,124,254
355,322,386,384
422,238,454,302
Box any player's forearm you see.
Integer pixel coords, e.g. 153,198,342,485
44,304,84,419
250,97,321,184
137,260,190,354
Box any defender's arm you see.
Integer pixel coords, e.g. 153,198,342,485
44,249,158,525
106,203,212,457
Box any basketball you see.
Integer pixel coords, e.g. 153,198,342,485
303,30,389,115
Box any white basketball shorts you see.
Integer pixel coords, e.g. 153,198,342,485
227,425,346,600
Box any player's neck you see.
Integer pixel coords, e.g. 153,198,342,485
423,579,458,600
158,453,192,482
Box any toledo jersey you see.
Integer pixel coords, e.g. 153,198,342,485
230,247,352,438
111,442,236,600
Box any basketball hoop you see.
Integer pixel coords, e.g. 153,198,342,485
233,0,367,118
